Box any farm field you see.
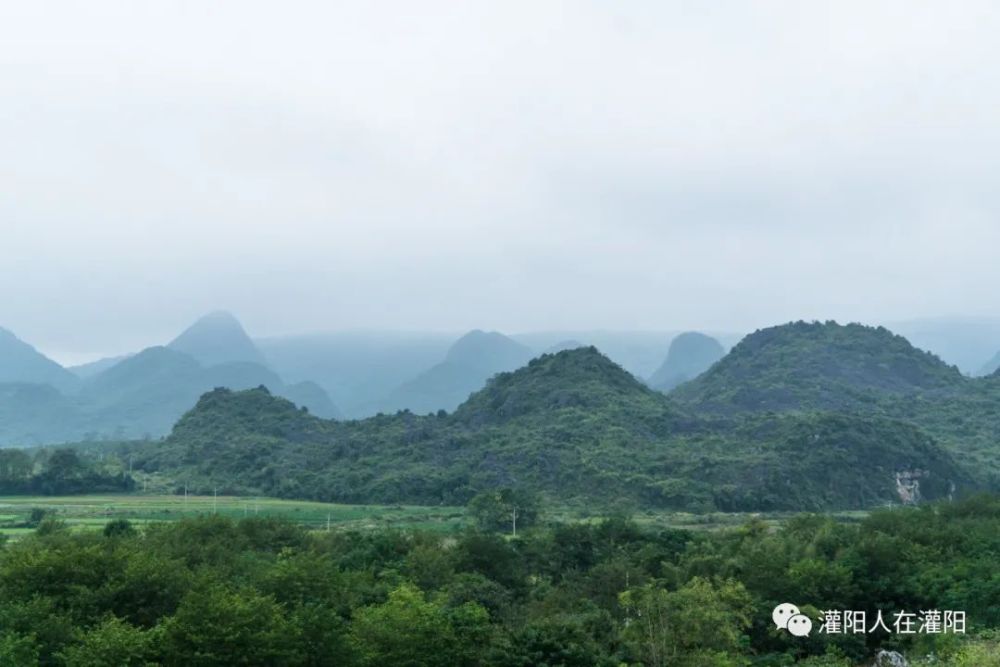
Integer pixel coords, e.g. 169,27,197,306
0,493,872,541
0,494,470,536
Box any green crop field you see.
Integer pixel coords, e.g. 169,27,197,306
0,494,871,541
0,494,470,537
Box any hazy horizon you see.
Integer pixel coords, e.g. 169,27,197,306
4,2,1000,363
10,311,1000,368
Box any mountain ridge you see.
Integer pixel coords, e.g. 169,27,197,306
134,346,972,512
0,327,80,393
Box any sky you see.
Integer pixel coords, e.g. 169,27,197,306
3,1,1000,364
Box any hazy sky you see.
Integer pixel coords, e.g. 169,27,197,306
3,1,1000,363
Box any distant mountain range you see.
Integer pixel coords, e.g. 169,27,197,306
6,317,1000,511
886,316,1000,375
0,327,80,393
0,313,340,444
373,330,535,415
257,329,722,418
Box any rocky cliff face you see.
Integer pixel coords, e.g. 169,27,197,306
894,469,927,504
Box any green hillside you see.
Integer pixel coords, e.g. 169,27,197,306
671,321,964,413
135,347,970,512
669,321,1000,485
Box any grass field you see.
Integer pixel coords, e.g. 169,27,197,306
0,494,470,537
0,494,870,540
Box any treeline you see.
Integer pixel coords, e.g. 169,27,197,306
132,366,970,514
0,448,134,495
1,496,999,666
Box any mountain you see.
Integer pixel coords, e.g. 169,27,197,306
0,382,80,445
68,355,130,379
375,330,534,414
256,331,455,419
887,316,1000,375
648,332,725,391
0,344,341,445
978,351,1000,377
0,313,344,445
77,347,340,436
168,311,266,366
279,380,341,419
0,327,79,393
543,340,587,354
511,331,680,378
135,347,971,512
672,321,964,414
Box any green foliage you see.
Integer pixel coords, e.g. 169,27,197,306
59,616,159,667
0,447,135,495
161,584,304,665
349,584,489,667
468,488,540,534
672,321,964,413
619,578,753,667
133,346,975,512
0,498,995,664
0,632,39,667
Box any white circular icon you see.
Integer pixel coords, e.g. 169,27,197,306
787,613,812,637
772,603,800,629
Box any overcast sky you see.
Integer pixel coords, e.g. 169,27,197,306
3,1,1000,363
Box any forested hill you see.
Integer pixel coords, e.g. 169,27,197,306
666,321,1000,485
136,346,972,512
670,320,965,413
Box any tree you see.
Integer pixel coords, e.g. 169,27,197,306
468,488,540,535
349,584,489,667
619,578,752,667
59,616,159,667
0,631,39,666
161,585,304,666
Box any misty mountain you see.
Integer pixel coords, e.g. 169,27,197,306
647,331,725,391
168,310,266,366
256,331,455,418
511,331,679,378
77,346,340,431
69,355,130,379
978,351,1000,377
135,347,970,512
0,315,341,445
0,327,79,393
887,317,1000,375
0,382,82,444
543,340,587,354
375,330,534,415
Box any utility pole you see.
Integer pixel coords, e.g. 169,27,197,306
327,512,331,531
213,487,218,514
512,505,518,538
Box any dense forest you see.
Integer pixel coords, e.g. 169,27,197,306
125,332,980,512
0,496,998,666
0,448,133,495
